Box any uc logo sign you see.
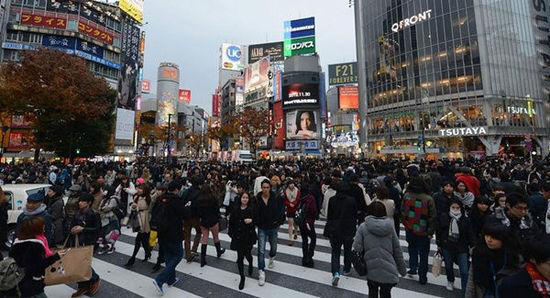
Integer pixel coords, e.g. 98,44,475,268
226,46,242,62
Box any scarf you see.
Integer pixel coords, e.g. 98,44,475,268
448,210,462,242
526,261,550,297
36,234,54,257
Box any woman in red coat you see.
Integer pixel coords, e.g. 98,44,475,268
284,180,301,245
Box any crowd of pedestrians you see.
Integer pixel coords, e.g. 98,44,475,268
0,156,548,297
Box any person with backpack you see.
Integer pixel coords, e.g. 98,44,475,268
400,176,436,285
0,217,62,298
152,181,188,296
297,185,317,268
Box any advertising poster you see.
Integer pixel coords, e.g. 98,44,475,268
117,20,141,109
179,89,191,104
244,57,270,93
141,80,151,93
282,83,320,108
8,131,32,151
235,77,244,107
119,0,144,24
248,42,284,64
220,43,244,71
328,62,358,86
286,110,320,140
115,108,135,141
212,94,221,117
273,101,285,149
338,86,359,109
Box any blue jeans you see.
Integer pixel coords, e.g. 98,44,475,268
442,249,469,297
257,228,278,271
155,240,183,287
405,231,430,281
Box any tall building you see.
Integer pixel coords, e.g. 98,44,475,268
156,62,180,126
355,0,550,157
0,0,143,158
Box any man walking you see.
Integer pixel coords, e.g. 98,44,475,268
255,179,285,286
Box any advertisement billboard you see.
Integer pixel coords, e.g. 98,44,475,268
329,62,358,86
119,0,144,24
212,94,221,117
244,57,270,93
248,42,284,64
8,131,32,151
273,101,285,149
115,108,135,141
141,80,151,93
286,110,320,140
338,86,359,110
179,89,191,104
220,43,244,71
284,17,316,57
21,13,67,30
282,83,320,108
235,77,244,107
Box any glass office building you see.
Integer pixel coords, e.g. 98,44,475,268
358,0,550,157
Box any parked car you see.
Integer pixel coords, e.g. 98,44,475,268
2,184,51,248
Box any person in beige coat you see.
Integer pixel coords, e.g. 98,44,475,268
124,183,152,268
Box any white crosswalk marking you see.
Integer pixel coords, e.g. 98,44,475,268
53,218,457,297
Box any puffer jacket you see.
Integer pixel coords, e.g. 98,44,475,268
353,216,407,284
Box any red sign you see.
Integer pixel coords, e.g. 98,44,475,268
179,89,191,104
21,13,67,29
273,101,285,149
338,86,359,110
212,94,220,117
141,80,151,93
78,21,113,45
8,131,32,151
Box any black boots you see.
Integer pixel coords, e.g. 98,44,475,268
142,250,151,263
237,261,245,290
124,256,135,268
200,244,207,267
246,253,253,276
215,242,225,258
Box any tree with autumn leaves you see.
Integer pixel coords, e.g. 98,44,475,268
0,48,116,160
232,107,272,158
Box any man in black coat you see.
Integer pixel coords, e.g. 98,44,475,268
153,181,188,296
324,181,358,287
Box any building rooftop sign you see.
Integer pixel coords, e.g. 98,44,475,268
392,10,432,33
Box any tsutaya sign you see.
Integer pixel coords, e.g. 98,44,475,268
439,127,488,137
392,10,433,32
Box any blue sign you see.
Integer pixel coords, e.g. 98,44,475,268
286,140,320,150
2,42,34,50
42,35,76,50
76,39,104,59
226,45,242,62
75,50,120,69
284,17,315,39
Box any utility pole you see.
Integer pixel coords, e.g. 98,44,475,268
166,114,172,164
353,0,369,156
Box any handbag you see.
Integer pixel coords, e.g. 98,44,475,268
129,211,141,233
45,235,93,285
432,251,443,278
351,250,367,276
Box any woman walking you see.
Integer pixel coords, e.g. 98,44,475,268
283,180,300,245
228,192,257,290
45,185,65,247
353,201,406,298
1,217,62,298
97,194,120,255
125,184,152,267
198,184,225,267
299,186,317,268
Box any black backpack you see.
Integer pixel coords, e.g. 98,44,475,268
150,198,170,232
294,201,307,227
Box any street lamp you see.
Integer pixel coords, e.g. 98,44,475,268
0,126,9,162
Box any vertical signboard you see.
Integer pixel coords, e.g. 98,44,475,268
118,19,140,110
284,17,316,57
115,108,135,141
212,94,221,117
178,89,191,104
338,86,359,109
273,101,285,149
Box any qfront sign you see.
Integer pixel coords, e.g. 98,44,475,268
391,10,433,32
439,127,488,137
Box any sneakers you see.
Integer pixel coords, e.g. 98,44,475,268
268,257,275,269
153,280,165,296
258,270,265,286
407,269,418,278
88,279,101,296
342,269,352,276
446,281,454,291
168,277,180,287
106,246,115,254
332,273,340,287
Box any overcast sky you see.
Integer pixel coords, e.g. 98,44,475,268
142,0,357,113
